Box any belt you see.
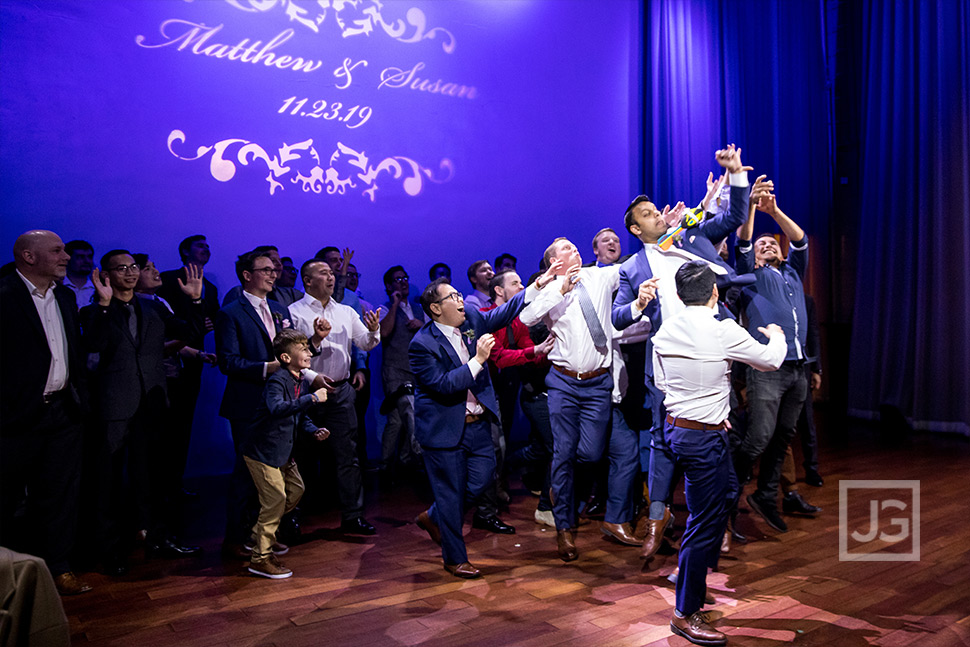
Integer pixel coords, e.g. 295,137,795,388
552,364,609,381
326,378,349,388
42,388,70,404
465,413,484,424
782,359,806,368
666,414,726,431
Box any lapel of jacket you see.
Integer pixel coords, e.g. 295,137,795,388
636,246,652,280
9,275,46,339
241,296,272,344
429,323,462,368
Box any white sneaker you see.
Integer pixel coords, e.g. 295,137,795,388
534,509,556,528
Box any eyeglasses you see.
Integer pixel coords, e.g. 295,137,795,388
108,264,140,274
251,267,280,275
346,272,360,279
392,276,409,283
435,291,462,304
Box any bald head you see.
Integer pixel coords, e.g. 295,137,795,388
13,230,70,284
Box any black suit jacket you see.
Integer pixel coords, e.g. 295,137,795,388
0,273,85,435
80,297,204,429
157,268,219,349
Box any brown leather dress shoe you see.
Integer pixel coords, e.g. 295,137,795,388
670,610,726,645
720,529,731,554
556,529,578,562
600,521,640,546
640,507,672,560
54,572,92,596
415,510,441,546
443,562,481,579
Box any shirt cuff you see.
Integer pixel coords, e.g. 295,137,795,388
631,301,645,318
737,240,752,252
467,358,483,378
262,362,269,379
523,282,539,302
789,237,808,250
729,170,749,188
304,368,320,383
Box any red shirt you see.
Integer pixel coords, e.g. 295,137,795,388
480,303,549,370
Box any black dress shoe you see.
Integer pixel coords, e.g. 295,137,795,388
472,514,515,535
805,469,824,487
746,493,788,532
277,515,302,543
783,491,822,515
580,497,606,519
340,517,376,535
102,555,129,576
147,536,203,558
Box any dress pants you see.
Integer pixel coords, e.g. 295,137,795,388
520,390,554,512
604,405,640,524
546,369,612,530
741,364,809,507
795,366,820,474
165,358,204,495
244,456,305,563
646,376,678,507
226,418,260,544
0,394,82,576
422,419,495,565
303,381,364,522
381,394,421,469
666,422,737,616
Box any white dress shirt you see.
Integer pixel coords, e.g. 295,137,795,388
519,265,621,374
378,296,415,322
652,305,786,425
18,270,69,394
290,293,379,381
433,321,484,415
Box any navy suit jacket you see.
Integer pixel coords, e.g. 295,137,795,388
81,297,203,428
612,183,751,334
215,294,292,420
242,369,318,467
0,274,86,435
409,291,527,449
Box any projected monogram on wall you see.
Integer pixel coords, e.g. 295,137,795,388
200,0,456,52
167,130,454,202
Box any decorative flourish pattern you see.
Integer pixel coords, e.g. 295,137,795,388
167,130,454,201
209,0,456,53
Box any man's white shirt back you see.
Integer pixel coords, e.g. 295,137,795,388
652,305,786,425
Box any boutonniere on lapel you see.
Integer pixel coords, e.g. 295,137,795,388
272,312,292,329
462,329,476,343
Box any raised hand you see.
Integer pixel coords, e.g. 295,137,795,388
362,309,380,332
314,427,330,441
715,144,753,174
537,258,564,289
339,248,354,275
757,192,779,216
474,333,496,363
636,277,660,310
664,201,687,228
560,264,581,295
92,268,113,305
178,264,204,300
702,171,728,211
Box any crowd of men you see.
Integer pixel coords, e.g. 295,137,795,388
1,145,824,646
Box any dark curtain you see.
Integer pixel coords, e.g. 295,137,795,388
847,0,970,434
643,0,832,252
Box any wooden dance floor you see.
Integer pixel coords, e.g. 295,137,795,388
64,426,970,647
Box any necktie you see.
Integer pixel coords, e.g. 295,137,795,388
574,281,608,347
124,302,138,344
258,300,276,341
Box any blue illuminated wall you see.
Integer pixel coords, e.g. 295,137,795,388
1,0,643,474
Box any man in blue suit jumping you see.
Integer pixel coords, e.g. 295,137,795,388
612,145,763,562
409,272,554,578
